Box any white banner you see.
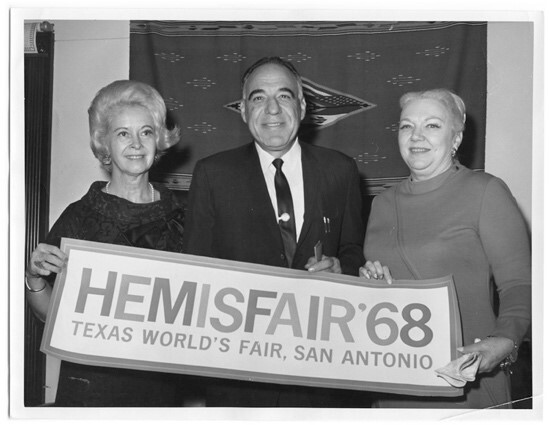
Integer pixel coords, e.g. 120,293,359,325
42,238,464,397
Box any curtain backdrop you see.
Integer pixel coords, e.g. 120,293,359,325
130,21,487,194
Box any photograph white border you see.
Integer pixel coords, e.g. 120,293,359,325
5,1,547,423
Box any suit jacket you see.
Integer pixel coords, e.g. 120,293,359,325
183,141,365,275
181,141,367,406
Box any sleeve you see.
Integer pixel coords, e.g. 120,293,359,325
478,177,531,344
45,203,82,248
337,158,366,276
182,159,216,257
41,203,82,285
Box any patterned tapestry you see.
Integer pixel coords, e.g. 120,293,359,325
129,21,487,194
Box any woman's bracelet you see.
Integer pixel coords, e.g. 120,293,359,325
25,275,47,293
500,342,519,373
486,335,519,374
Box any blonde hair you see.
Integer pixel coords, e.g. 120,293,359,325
88,80,180,172
399,88,466,132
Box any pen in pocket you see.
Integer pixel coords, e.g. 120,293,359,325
323,216,331,233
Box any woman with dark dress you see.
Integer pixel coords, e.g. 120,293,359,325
25,80,186,406
361,89,531,408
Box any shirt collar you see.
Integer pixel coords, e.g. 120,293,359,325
255,139,301,173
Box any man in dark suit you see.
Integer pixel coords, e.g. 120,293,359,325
184,56,364,275
182,56,366,406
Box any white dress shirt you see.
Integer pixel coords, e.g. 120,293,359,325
256,140,305,239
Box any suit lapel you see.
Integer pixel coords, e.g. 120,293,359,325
298,142,323,247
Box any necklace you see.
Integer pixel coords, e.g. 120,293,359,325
105,181,155,202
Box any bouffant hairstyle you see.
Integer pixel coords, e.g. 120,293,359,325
88,80,180,172
399,88,466,132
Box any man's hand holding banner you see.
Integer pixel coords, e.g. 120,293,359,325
42,238,464,397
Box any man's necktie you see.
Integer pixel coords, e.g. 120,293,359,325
273,158,297,267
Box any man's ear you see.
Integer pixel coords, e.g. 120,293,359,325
299,95,306,121
240,100,247,123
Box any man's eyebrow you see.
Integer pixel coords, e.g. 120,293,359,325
278,87,296,98
247,87,296,100
247,89,265,100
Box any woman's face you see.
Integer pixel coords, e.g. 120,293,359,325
398,98,462,181
106,105,157,179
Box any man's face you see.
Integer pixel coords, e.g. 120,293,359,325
240,63,306,157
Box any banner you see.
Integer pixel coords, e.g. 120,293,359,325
42,238,464,397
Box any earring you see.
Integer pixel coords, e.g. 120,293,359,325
451,147,457,158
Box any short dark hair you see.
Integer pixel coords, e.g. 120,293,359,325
241,56,302,95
